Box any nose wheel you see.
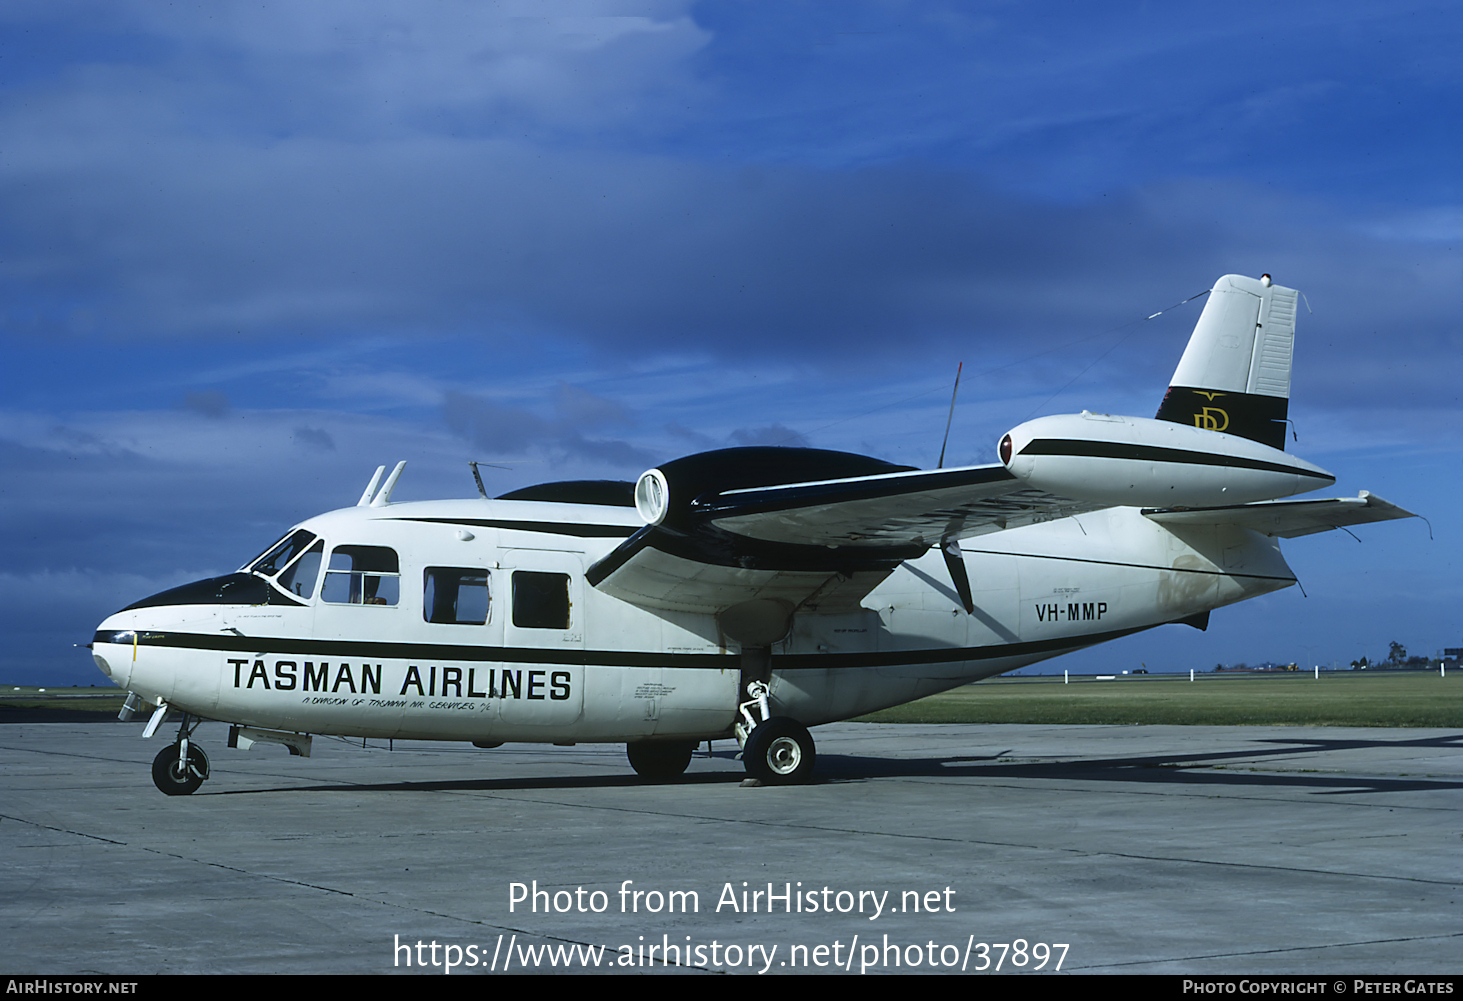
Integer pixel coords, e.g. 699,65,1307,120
151,715,211,795
152,742,210,795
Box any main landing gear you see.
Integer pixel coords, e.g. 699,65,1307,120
623,680,818,785
741,716,815,785
150,712,210,796
625,739,699,780
735,681,816,785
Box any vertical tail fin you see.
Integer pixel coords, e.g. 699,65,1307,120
1155,273,1299,450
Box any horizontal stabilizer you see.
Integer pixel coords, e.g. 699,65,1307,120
1141,492,1415,538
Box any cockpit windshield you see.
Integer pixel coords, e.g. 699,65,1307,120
247,529,318,577
276,540,325,598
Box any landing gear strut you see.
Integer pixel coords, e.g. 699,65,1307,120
151,714,210,796
735,680,816,785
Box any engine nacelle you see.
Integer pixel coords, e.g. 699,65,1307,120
633,447,915,530
999,412,1334,508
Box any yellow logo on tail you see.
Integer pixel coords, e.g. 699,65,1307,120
1194,407,1229,431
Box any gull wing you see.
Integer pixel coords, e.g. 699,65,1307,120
702,463,1092,547
588,462,1093,615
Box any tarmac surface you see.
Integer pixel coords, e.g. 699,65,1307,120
1,720,1459,976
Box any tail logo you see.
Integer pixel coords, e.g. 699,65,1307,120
1191,391,1229,431
1159,388,1286,450
1194,406,1230,431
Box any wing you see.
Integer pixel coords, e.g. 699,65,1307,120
1141,491,1416,538
704,463,1091,547
587,458,1093,615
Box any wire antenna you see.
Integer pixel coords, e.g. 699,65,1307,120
936,362,963,469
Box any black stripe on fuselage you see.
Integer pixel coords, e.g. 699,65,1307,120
93,629,728,668
1018,438,1331,479
92,623,1151,671
388,517,637,538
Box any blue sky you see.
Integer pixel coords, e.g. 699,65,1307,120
2,1,1458,684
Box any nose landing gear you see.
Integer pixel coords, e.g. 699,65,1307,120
151,741,210,795
150,712,210,796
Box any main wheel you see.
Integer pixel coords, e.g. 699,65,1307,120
626,740,697,780
151,742,210,796
742,717,815,785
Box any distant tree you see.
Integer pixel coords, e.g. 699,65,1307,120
1388,641,1407,665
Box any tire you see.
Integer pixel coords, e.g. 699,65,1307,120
742,717,815,785
626,740,697,780
151,742,209,796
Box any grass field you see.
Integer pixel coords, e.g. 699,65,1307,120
853,671,1461,727
2,673,1459,728
0,686,131,722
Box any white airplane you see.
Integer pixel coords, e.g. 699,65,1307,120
90,274,1414,794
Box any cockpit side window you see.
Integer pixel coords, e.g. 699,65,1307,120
248,529,317,576
321,545,400,606
424,568,490,625
276,540,325,599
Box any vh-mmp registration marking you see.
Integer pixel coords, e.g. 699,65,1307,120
1033,600,1108,623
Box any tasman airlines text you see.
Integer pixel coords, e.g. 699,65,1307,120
229,660,571,701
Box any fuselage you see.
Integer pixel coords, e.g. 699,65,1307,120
91,496,1296,743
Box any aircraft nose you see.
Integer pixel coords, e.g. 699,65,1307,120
91,613,137,689
91,646,126,688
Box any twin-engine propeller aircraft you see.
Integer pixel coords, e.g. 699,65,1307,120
91,274,1414,794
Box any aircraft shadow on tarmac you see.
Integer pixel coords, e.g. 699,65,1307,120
203,732,1463,798
812,733,1463,796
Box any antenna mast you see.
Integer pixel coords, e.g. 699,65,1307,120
936,362,963,469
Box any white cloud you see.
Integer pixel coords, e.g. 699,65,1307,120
1356,206,1463,243
10,1,709,137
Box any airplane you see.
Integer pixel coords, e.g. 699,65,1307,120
88,273,1415,795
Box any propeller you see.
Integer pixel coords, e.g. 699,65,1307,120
935,362,975,613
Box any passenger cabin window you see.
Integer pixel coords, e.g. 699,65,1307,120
276,540,324,599
321,545,400,606
424,568,490,625
249,529,317,576
512,571,571,629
